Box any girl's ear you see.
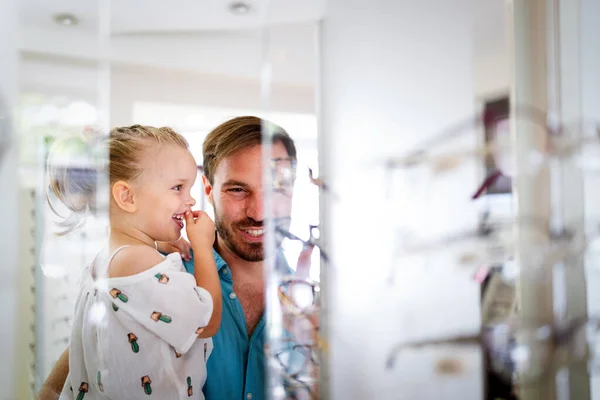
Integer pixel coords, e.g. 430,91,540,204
112,181,137,213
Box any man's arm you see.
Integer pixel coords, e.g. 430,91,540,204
36,348,69,400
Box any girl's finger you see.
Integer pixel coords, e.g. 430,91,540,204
190,210,203,218
184,211,195,225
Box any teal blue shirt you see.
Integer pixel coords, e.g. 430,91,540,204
183,250,279,400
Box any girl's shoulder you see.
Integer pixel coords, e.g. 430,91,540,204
108,245,166,279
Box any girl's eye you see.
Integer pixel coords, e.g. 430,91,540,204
173,185,182,191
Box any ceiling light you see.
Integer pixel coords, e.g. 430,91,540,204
229,1,252,15
53,13,79,27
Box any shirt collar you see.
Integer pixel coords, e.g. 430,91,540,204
212,248,291,274
213,248,229,272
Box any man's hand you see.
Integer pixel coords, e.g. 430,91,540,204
156,237,192,261
37,348,69,400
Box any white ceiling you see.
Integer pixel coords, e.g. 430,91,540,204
17,0,507,87
19,0,326,33
18,0,322,86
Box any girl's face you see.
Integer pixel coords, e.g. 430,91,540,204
129,144,198,243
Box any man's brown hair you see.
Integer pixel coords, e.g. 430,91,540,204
202,116,296,184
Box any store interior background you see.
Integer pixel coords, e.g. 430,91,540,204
3,0,600,399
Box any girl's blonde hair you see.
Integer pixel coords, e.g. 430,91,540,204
47,125,189,235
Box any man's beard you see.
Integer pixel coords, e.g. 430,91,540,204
214,207,290,262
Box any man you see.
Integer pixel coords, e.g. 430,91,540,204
38,116,303,399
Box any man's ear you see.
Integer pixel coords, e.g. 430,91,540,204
201,175,214,207
112,181,137,213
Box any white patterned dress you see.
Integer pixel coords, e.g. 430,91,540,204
59,247,214,400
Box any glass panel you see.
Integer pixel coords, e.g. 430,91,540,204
10,1,321,399
261,14,321,400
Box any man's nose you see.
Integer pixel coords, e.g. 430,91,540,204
246,191,264,221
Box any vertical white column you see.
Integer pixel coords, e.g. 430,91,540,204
320,1,480,398
550,0,590,398
0,0,19,398
510,0,559,399
580,0,600,398
580,0,600,124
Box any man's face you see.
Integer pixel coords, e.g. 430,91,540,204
204,142,294,262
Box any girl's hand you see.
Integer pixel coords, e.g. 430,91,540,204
185,210,215,251
155,237,192,261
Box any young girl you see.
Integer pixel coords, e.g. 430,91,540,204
48,125,222,399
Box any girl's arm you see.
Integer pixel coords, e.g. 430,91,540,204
185,211,222,338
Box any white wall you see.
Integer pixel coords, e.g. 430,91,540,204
474,51,509,99
19,54,315,123
472,0,510,100
110,64,315,126
0,0,20,398
320,1,481,399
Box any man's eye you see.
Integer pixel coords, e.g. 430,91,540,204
228,188,245,193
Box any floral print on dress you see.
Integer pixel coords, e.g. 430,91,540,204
110,288,128,302
155,273,170,284
128,333,139,353
61,250,214,399
76,382,88,400
150,311,171,323
141,375,152,395
97,371,104,392
187,376,193,397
